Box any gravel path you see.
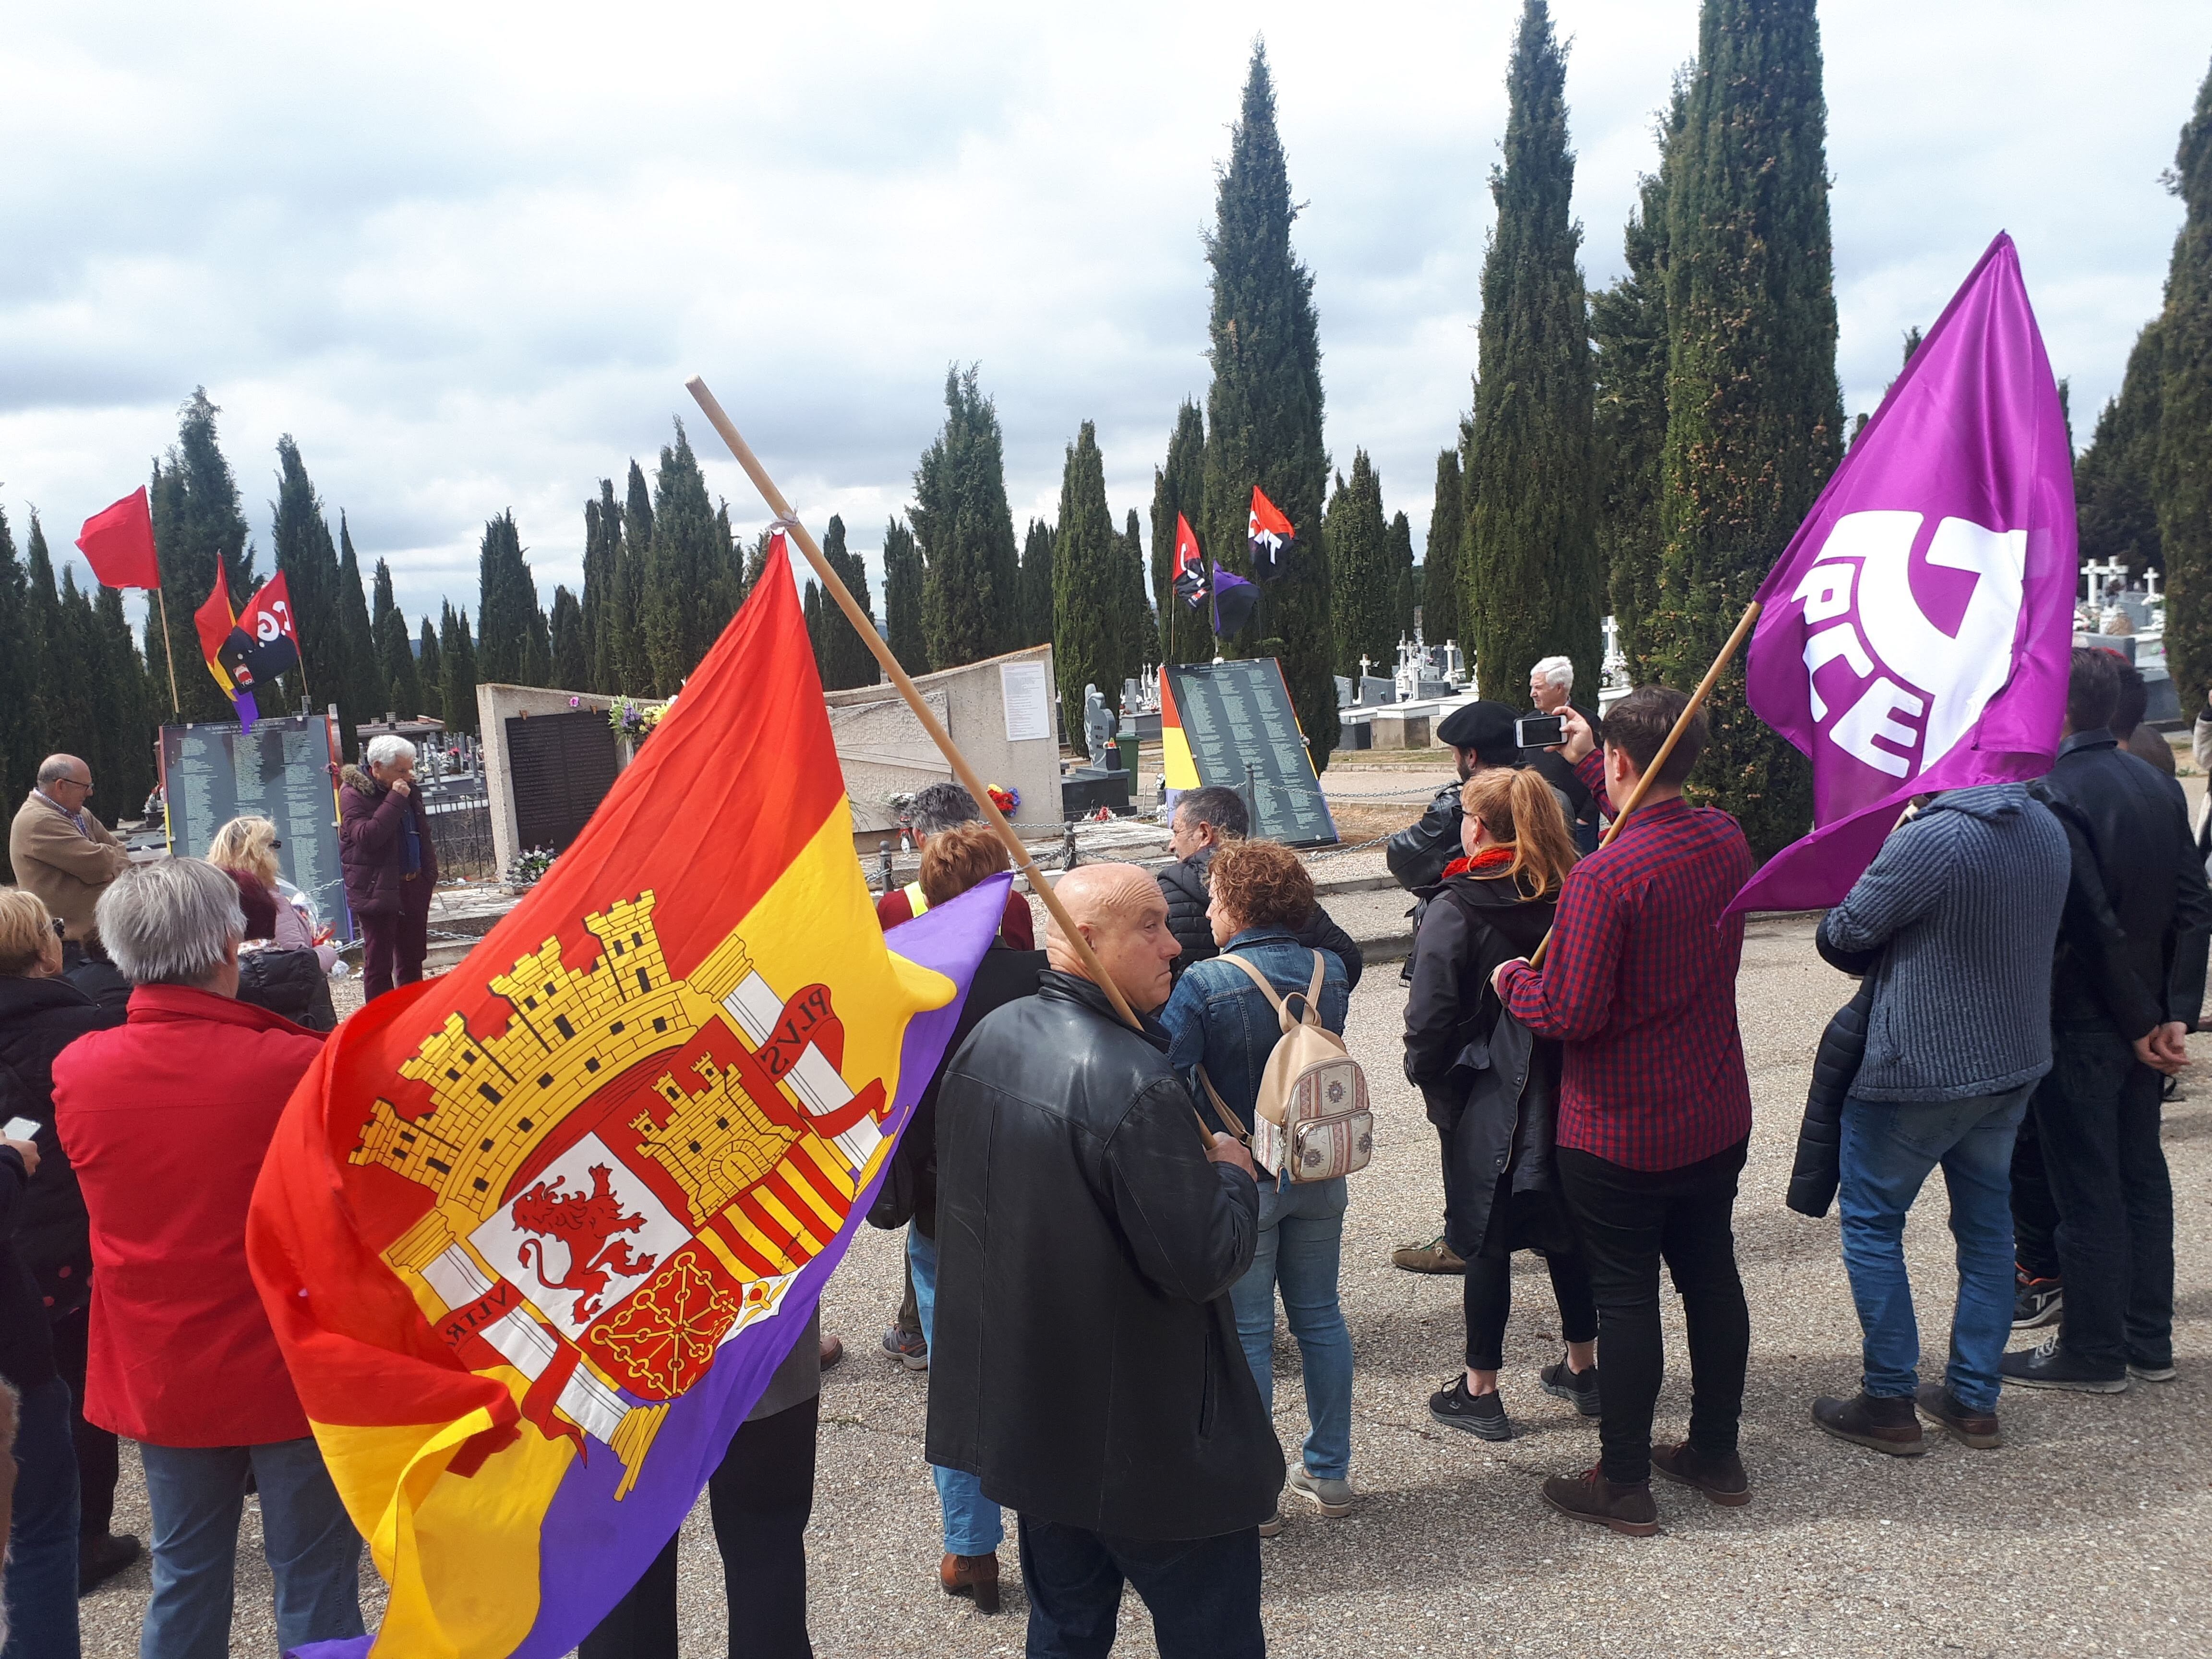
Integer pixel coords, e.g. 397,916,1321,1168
79,914,2212,1656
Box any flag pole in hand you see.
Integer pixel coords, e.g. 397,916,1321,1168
1525,598,1763,970
685,375,1147,1038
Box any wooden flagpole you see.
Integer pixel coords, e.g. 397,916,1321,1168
1526,598,1763,969
153,587,182,715
685,376,1147,1037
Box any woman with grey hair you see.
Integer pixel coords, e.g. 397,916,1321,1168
52,860,363,1658
338,733,439,999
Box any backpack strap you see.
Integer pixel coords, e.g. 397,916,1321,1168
1194,1064,1250,1141
1216,950,1298,1034
1300,951,1326,1028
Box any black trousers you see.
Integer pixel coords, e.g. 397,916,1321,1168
1462,1231,1598,1372
2033,1025,2175,1371
1557,1140,1750,1487
577,1395,817,1659
1016,1516,1263,1659
48,1305,120,1539
2008,1106,2064,1281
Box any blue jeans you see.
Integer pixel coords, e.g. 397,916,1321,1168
1228,1175,1351,1482
2,1375,80,1659
1839,1086,2031,1413
907,1226,1005,1555
1016,1515,1263,1659
137,1437,364,1659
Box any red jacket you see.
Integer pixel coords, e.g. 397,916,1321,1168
52,985,324,1446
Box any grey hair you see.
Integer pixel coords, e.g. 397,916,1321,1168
365,733,417,770
909,781,979,837
36,754,84,786
95,859,246,987
1532,656,1575,692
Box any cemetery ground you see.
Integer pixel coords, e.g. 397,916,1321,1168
76,743,2212,1656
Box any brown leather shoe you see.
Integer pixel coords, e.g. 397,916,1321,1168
1812,1390,1925,1456
1390,1234,1466,1274
939,1551,1001,1614
819,1334,845,1371
1649,1440,1751,1507
1915,1382,2001,1449
1540,1466,1658,1536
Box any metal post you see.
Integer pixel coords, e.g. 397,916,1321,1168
878,839,893,895
1062,823,1078,872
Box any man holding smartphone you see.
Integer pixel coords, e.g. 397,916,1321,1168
1527,659,1600,852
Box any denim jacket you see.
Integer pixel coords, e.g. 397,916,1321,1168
1160,927,1351,1139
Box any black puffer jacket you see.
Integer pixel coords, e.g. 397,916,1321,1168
1158,850,1365,989
237,947,338,1033
1402,865,1560,1256
927,971,1280,1539
2032,730,2212,1035
1788,979,1874,1219
0,972,123,1318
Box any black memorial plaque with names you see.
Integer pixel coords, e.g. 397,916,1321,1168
1165,659,1338,847
161,717,354,941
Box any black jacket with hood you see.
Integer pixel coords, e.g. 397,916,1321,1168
1158,848,1365,989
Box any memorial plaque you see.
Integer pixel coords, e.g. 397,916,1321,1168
161,717,353,941
1161,660,1338,847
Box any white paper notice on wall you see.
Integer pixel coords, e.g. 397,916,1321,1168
1001,660,1052,744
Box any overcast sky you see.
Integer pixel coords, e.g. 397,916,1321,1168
3,1,2206,636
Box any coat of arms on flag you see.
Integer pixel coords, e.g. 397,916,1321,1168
249,561,1004,1658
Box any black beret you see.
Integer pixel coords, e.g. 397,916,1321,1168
1435,700,1519,764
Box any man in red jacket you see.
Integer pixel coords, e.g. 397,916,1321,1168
53,860,363,1659
1493,687,1756,1537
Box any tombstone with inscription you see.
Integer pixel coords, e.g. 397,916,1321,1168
1082,685,1119,769
1159,659,1338,847
161,716,354,941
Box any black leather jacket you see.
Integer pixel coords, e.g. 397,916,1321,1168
926,971,1282,1539
1402,870,1559,1257
1387,781,1466,896
2030,730,2212,1037
1159,851,1366,989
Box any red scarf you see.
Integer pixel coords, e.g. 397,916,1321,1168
1440,845,1516,881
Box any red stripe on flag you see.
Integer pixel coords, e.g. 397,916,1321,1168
712,1215,779,1279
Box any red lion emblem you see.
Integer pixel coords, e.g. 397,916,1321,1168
512,1165,658,1325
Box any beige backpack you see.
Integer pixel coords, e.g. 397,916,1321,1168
1198,950,1372,1183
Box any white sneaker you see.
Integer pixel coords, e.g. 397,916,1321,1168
1286,1465,1354,1517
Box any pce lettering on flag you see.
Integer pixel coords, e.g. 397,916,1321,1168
247,543,1003,1658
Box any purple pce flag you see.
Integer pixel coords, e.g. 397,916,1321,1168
1729,232,2077,915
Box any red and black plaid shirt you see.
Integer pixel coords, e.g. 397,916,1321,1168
1497,754,1753,1171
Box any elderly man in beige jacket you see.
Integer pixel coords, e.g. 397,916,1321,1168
9,755,131,940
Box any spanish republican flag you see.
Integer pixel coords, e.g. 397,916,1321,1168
249,543,1004,1658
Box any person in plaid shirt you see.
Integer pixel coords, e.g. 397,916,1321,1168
1491,685,1755,1536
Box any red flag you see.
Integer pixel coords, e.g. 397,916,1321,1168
237,572,302,683
193,574,237,676
75,487,161,590
1171,513,1207,607
1247,487,1296,581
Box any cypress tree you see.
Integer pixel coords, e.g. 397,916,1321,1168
92,583,156,814
417,614,443,705
804,580,829,680
1649,0,1842,855
914,365,1022,668
613,462,653,692
19,514,64,765
1423,446,1465,649
1201,43,1337,768
147,389,254,721
642,423,719,693
371,559,423,717
2157,60,2212,712
439,604,480,736
1591,82,1686,683
475,511,545,686
0,508,34,829
711,501,743,635
581,480,620,693
1149,400,1207,666
1464,0,1599,702
336,516,385,725
817,515,879,690
1017,517,1055,650
550,585,588,690
1324,455,1396,677
742,529,780,596
1387,510,1417,643
1120,510,1157,675
1051,423,1123,735
882,517,928,674
52,568,108,799
271,437,363,749
2075,324,2165,575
